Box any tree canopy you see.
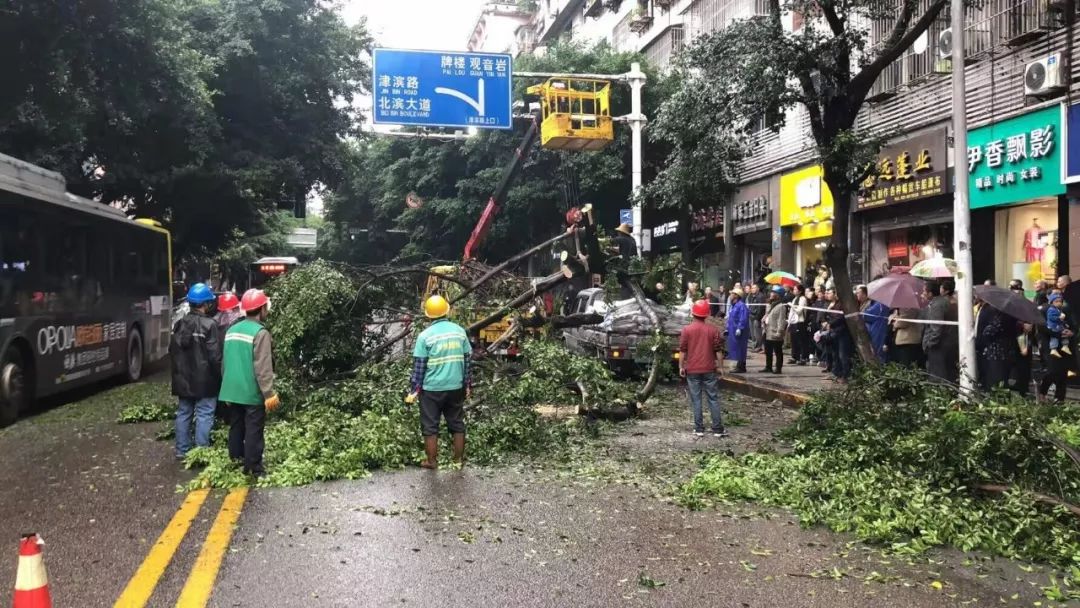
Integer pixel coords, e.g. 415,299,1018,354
0,0,370,258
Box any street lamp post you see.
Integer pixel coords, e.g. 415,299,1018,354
951,0,977,392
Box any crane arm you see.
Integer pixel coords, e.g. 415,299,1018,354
463,113,541,261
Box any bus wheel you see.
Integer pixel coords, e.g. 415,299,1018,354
0,349,27,427
126,329,144,383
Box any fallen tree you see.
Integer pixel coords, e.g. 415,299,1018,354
678,365,1080,601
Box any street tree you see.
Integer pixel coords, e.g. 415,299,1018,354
0,0,370,258
674,0,948,362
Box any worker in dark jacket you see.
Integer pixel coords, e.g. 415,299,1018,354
613,224,637,259
922,280,959,383
219,289,279,477
170,283,222,460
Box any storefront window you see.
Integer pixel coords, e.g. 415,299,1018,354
994,199,1058,287
868,223,953,278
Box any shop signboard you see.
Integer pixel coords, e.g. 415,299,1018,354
731,194,771,235
857,128,949,211
779,165,833,240
644,205,725,255
1065,103,1080,183
967,105,1064,209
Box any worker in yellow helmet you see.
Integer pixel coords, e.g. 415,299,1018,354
407,295,473,469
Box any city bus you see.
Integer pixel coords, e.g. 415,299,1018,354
0,154,172,426
248,256,299,288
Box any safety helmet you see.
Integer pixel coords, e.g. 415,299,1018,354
217,291,240,312
691,299,710,318
771,286,785,294
241,289,270,313
424,295,450,319
186,283,214,305
565,207,582,226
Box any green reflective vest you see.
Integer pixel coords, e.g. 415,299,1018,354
219,319,264,406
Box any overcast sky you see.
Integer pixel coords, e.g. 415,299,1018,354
341,0,490,51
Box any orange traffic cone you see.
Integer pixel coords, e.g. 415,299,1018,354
12,534,50,608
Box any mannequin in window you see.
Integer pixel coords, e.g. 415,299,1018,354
1024,218,1044,263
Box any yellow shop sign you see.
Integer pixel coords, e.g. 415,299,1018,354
780,165,834,240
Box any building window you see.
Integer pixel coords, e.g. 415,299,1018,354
643,25,686,69
685,0,771,39
867,0,1060,97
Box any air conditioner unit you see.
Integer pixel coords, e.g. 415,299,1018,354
1025,53,1066,97
937,28,952,60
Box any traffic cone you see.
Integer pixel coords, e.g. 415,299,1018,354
12,534,50,608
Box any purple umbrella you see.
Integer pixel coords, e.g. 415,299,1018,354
867,274,927,309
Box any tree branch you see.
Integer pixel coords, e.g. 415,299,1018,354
975,483,1080,519
819,0,846,37
850,0,948,98
450,229,574,305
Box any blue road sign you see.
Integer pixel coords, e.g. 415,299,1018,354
372,48,513,130
619,209,633,227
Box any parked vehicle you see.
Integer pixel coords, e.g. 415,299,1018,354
562,288,687,375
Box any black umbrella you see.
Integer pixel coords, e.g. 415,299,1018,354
974,285,1045,325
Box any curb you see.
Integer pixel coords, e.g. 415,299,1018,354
718,375,810,408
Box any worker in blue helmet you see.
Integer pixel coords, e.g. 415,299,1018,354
169,282,223,460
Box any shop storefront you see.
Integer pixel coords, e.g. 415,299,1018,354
779,165,834,282
968,105,1065,287
856,127,955,280
1062,103,1080,279
644,203,728,286
730,181,772,286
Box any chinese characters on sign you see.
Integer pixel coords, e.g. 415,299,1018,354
857,128,949,211
372,49,512,130
731,195,770,235
967,105,1064,209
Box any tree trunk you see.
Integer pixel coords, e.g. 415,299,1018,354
823,181,878,366
450,230,573,305
619,274,664,407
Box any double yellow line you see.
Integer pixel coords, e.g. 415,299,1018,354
114,488,248,608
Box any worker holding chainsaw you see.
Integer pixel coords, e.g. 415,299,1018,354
407,295,473,469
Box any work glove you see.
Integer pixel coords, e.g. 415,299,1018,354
404,392,418,405
736,329,742,337
264,393,281,412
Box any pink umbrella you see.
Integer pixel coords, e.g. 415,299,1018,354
867,274,927,309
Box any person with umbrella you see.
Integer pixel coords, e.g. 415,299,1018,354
1010,280,1036,396
922,280,959,383
972,283,1046,391
857,284,891,362
726,288,750,374
761,286,788,374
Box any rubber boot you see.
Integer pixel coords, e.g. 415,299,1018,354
452,433,465,464
421,435,438,469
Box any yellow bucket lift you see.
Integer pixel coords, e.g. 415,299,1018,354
526,78,614,151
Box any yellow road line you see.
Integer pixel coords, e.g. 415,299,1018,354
175,487,249,608
114,489,211,608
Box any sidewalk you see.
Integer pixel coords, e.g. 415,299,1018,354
716,349,1080,406
716,350,824,407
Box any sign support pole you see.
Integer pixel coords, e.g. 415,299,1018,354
627,62,647,254
951,3,976,393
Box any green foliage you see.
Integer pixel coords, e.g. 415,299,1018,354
679,366,1080,599
115,383,176,423
1,0,370,257
182,341,610,490
265,260,399,379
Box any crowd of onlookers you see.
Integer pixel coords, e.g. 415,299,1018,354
686,270,1077,402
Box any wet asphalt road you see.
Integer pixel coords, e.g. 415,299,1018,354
0,378,1065,607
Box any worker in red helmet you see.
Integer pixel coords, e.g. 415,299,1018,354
219,288,278,478
215,291,243,331
679,300,727,438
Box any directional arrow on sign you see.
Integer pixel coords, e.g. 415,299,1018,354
435,79,486,117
